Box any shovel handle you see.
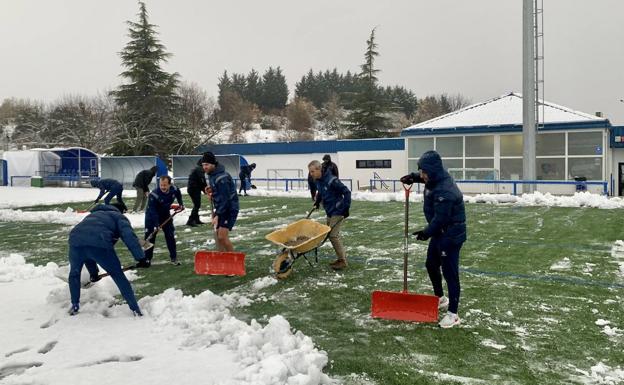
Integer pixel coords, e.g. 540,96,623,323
305,206,317,219
403,183,412,293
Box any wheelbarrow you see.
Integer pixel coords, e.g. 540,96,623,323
265,215,332,279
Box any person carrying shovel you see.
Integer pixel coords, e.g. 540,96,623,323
308,159,351,270
400,150,466,329
143,175,185,266
203,152,239,252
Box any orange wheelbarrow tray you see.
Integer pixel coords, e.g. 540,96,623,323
265,219,332,276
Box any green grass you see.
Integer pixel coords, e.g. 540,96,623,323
1,195,623,384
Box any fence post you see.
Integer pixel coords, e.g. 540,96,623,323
513,182,517,196
285,179,289,192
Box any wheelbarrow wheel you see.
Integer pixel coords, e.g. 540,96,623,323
273,251,294,279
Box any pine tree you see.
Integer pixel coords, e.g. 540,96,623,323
347,27,389,138
260,67,288,112
245,69,263,107
110,1,179,155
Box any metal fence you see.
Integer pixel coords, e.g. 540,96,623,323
370,179,609,196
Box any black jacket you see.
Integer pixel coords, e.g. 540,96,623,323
322,160,339,178
409,151,466,244
133,169,156,190
188,166,208,191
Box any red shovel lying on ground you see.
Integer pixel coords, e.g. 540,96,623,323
371,183,439,323
77,202,97,214
193,197,246,276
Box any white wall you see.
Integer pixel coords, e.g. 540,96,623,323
336,150,406,190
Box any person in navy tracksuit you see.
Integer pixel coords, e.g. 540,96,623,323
401,150,467,329
309,159,351,270
238,163,256,196
203,152,239,252
143,176,185,265
67,203,147,316
91,178,125,208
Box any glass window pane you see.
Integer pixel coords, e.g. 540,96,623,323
465,135,493,157
568,157,602,180
436,136,463,157
443,159,464,179
537,133,564,156
465,159,494,169
537,158,565,180
408,138,434,158
568,132,603,156
408,159,419,173
500,135,523,156
500,159,523,180
465,158,495,179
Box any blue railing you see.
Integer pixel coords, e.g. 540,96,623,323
370,179,609,196
173,177,354,192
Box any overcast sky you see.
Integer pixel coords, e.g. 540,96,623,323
1,0,623,124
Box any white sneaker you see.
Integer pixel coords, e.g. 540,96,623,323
439,312,460,329
438,296,449,311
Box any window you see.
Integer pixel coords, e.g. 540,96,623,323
500,159,523,180
568,132,602,155
537,158,565,180
408,159,419,173
466,135,494,157
568,157,602,180
436,136,463,157
500,135,523,156
356,159,391,169
465,158,496,180
537,133,565,156
408,138,434,158
442,159,463,180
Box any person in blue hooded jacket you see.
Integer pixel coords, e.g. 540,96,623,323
91,178,125,208
144,175,185,265
309,160,351,270
400,150,466,329
67,203,148,316
238,163,256,196
203,152,239,252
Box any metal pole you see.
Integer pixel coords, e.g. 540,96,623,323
523,0,537,192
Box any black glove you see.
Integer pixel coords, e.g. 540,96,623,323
400,174,415,185
136,258,151,268
412,230,429,241
313,202,320,210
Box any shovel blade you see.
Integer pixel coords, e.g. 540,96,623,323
371,290,439,323
194,250,246,276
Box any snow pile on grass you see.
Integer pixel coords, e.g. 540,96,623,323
0,186,137,209
573,362,624,385
480,339,506,350
0,253,333,385
468,191,624,209
550,257,572,271
610,240,624,279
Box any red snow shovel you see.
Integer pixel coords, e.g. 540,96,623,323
371,183,439,323
193,197,246,276
194,250,246,276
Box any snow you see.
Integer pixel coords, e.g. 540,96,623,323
0,253,333,385
480,339,506,350
404,92,605,131
550,257,572,271
0,186,137,209
3,187,624,212
573,362,624,385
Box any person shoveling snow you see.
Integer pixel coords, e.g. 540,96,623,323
67,202,149,316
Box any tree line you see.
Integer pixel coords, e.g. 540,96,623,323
0,2,470,156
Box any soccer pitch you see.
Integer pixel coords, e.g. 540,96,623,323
1,195,622,384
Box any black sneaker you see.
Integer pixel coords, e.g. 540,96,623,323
133,309,143,317
68,305,80,316
170,259,181,266
89,275,102,283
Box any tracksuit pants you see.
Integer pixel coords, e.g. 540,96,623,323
426,237,463,314
68,245,139,312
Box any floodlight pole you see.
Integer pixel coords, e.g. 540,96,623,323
523,0,537,192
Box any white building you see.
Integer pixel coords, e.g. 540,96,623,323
199,92,624,195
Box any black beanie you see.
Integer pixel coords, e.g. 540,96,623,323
201,152,217,165
322,154,331,162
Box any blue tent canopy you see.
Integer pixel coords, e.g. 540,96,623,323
48,147,98,177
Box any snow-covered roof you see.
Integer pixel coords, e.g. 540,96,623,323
403,92,607,132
